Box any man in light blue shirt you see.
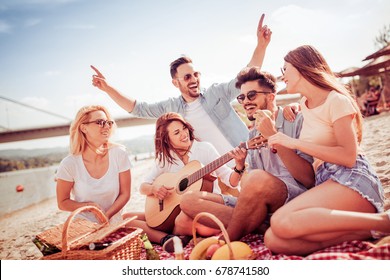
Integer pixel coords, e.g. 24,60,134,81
91,14,271,156
179,67,315,240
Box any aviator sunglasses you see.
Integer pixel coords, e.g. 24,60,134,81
236,90,273,104
83,119,115,128
176,71,201,82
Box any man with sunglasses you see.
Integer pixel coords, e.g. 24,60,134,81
91,14,271,159
179,67,315,241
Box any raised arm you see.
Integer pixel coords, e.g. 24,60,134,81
91,65,136,113
247,13,272,68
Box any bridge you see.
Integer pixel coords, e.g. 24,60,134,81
0,95,156,144
0,117,156,143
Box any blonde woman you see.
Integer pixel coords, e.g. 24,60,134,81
265,45,388,255
56,105,131,223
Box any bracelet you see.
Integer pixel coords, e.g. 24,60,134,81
234,166,245,175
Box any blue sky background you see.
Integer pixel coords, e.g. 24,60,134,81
0,0,389,150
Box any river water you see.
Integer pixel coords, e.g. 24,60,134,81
0,166,58,216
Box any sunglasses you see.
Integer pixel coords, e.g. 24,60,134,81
176,71,201,82
83,119,114,128
236,90,273,104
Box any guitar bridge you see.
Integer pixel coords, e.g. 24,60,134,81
159,199,163,211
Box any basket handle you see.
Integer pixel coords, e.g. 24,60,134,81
192,212,235,260
61,205,109,256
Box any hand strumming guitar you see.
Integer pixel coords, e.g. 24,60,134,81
152,185,174,201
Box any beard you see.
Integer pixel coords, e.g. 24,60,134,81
178,81,200,98
187,90,200,98
246,99,268,121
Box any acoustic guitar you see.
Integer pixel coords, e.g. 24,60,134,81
144,135,266,232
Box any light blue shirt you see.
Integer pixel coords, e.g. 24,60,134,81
131,78,249,147
247,107,313,190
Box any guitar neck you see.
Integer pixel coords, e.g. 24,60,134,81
187,142,247,185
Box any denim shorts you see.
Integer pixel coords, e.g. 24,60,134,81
281,177,308,204
220,177,307,208
316,154,384,213
221,194,237,207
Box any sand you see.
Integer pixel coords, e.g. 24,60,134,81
1,112,389,260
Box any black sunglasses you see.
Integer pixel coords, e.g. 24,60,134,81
83,119,114,128
236,90,273,104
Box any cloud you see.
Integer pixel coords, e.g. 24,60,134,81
30,0,78,4
271,5,333,33
0,20,12,33
58,24,96,30
44,70,60,77
238,34,256,44
24,18,42,27
3,0,79,5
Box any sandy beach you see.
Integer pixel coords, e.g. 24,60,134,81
1,112,389,260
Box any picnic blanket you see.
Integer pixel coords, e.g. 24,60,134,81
140,234,390,260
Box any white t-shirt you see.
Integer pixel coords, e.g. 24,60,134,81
185,99,235,167
143,140,236,194
56,145,131,223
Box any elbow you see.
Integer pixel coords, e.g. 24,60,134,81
139,183,150,196
299,165,315,189
344,160,356,169
343,152,358,168
302,177,315,189
298,177,315,190
57,200,66,211
122,192,131,203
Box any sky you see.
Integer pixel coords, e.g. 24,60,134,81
0,0,389,151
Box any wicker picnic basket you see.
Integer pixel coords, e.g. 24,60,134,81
36,205,142,260
191,212,256,260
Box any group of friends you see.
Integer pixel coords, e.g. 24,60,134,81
55,14,389,256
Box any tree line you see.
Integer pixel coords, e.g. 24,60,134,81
0,152,67,173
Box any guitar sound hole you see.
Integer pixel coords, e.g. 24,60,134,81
179,178,189,192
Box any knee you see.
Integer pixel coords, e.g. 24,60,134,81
175,212,192,226
263,227,277,251
269,210,297,239
180,191,202,216
174,212,193,235
264,227,291,254
241,170,278,198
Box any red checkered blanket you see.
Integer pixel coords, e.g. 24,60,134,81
141,234,390,260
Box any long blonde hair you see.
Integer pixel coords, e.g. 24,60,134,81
284,45,363,143
69,105,117,155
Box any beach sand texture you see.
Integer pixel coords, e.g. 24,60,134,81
0,112,389,260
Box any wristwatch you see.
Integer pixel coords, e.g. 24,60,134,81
234,166,245,175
